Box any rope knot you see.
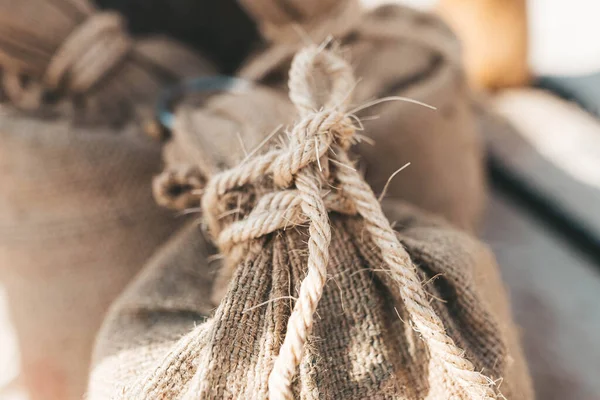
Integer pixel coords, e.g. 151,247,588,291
271,108,354,188
44,12,132,94
268,44,357,189
153,165,205,211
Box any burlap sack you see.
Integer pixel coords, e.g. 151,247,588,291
89,202,532,399
89,45,531,399
0,1,215,399
237,4,486,232
0,0,213,122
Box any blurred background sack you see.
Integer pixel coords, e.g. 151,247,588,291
0,1,215,399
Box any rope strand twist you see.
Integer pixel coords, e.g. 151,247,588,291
45,12,131,93
155,44,497,399
1,11,131,109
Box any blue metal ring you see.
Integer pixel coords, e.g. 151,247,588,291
156,76,251,130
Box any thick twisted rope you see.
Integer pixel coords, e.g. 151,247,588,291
265,46,357,400
216,189,356,253
266,167,332,398
155,44,497,399
1,11,131,108
44,12,131,93
193,46,357,400
334,149,496,399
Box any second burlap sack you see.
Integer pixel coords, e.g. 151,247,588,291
0,1,216,398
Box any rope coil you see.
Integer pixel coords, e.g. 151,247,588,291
154,44,497,399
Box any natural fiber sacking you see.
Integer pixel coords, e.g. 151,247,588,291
348,6,486,232
0,117,180,400
0,0,214,122
0,1,216,399
89,201,532,399
89,44,532,399
240,5,486,232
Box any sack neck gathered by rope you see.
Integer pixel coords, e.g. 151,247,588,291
1,11,131,109
44,12,131,94
154,44,498,399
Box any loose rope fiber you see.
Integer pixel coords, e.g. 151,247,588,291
155,44,497,399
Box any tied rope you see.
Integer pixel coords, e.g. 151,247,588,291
44,11,131,94
155,45,497,399
2,11,131,107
